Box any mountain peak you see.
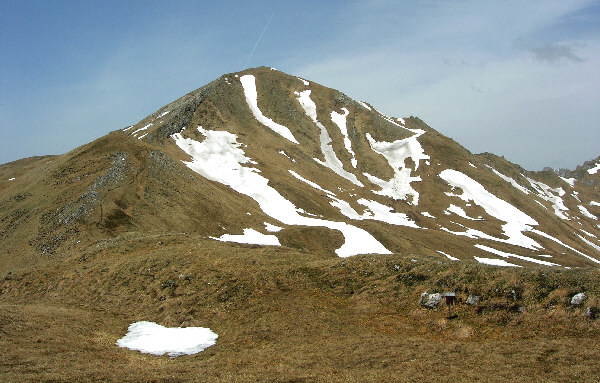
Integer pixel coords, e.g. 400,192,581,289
1,68,599,270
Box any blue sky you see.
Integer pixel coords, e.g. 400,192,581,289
2,0,599,170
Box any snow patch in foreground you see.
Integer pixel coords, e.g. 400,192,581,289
116,321,217,357
173,126,390,257
211,228,280,246
240,75,299,144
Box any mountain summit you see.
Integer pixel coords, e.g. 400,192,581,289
1,67,599,269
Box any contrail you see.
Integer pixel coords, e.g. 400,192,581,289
245,12,275,68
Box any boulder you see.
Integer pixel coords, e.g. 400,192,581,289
585,306,598,319
419,292,442,309
571,293,586,306
466,295,480,305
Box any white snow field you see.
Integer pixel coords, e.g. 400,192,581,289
116,321,218,357
240,75,299,144
445,204,482,220
295,90,363,186
211,228,281,246
364,127,429,205
440,169,541,249
173,126,391,257
330,108,358,168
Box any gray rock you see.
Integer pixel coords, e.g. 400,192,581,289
571,292,586,306
466,295,480,305
585,306,598,319
419,292,442,309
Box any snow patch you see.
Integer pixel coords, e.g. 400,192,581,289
474,257,521,267
8,177,15,181
211,228,280,246
437,250,459,261
559,176,576,187
445,204,483,220
357,101,371,110
116,321,217,357
581,229,597,238
588,162,600,174
297,77,309,86
296,90,363,186
131,123,153,135
240,75,299,144
289,170,335,196
591,201,600,207
578,205,597,220
278,150,296,162
364,129,429,205
264,222,283,232
578,234,600,252
421,212,435,218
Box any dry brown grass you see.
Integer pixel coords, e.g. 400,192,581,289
2,234,600,382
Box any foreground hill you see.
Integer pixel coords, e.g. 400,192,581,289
1,67,600,381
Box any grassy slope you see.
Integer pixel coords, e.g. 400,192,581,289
1,233,600,382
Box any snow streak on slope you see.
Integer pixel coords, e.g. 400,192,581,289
295,90,363,186
173,126,391,257
437,250,459,261
526,177,569,219
488,166,530,194
440,169,541,249
364,128,429,205
330,108,357,168
240,75,299,144
474,257,521,267
578,205,597,220
474,244,559,267
529,229,600,264
445,204,483,220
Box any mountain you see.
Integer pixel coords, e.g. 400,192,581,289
1,67,600,382
2,66,599,269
